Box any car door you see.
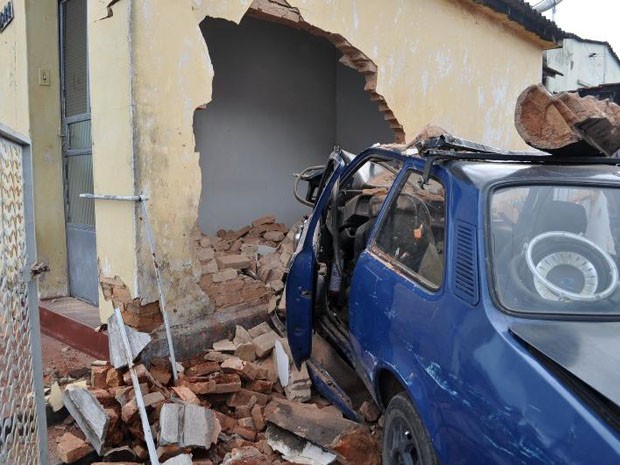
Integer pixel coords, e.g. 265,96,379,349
348,165,448,396
286,153,346,363
287,148,406,364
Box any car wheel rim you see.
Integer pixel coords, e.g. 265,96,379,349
387,415,419,465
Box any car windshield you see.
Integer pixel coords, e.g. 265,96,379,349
490,184,620,316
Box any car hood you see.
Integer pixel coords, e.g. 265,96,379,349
510,320,620,409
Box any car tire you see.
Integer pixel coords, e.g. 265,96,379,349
382,392,439,465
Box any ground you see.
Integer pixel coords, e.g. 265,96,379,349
41,333,94,465
41,333,95,380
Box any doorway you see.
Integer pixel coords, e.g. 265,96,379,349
60,0,98,305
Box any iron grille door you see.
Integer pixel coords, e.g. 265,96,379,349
0,124,48,464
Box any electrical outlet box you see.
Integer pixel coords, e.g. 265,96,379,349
38,68,51,86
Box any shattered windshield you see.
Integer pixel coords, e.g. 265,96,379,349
490,184,620,316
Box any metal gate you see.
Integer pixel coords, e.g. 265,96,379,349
60,0,99,305
0,124,48,465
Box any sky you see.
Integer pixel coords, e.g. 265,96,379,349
525,0,620,54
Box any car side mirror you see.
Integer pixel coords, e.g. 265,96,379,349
293,165,325,207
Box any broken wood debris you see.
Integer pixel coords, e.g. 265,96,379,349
515,84,620,157
55,315,382,464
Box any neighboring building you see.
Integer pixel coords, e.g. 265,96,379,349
545,37,620,92
577,82,620,105
0,0,563,348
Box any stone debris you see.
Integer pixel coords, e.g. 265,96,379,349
56,315,382,464
264,398,380,465
62,386,110,454
266,424,337,465
194,215,297,312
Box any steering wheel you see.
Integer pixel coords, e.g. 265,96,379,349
525,231,619,302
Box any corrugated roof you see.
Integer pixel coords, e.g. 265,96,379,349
473,0,567,44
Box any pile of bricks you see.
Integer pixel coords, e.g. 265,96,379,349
194,215,296,312
54,322,382,465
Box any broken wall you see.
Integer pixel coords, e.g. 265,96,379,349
195,16,396,234
195,17,338,234
88,0,549,323
336,64,396,154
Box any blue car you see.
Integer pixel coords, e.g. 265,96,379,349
286,136,620,465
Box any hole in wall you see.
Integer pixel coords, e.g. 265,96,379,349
193,12,402,234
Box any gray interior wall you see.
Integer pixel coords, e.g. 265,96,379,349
195,17,395,234
335,64,395,153
195,17,336,234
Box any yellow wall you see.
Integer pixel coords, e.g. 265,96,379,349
131,0,211,323
1,0,68,298
0,0,29,135
286,0,543,148
88,0,138,321
25,0,68,298
86,0,548,322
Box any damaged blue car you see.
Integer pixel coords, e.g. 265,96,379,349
286,135,620,464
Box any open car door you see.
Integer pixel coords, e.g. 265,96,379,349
286,147,402,365
286,151,347,364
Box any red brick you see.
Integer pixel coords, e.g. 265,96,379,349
216,255,251,270
57,432,93,463
251,215,276,227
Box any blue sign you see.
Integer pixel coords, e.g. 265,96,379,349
0,1,14,33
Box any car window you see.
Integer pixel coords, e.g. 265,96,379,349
490,184,620,316
331,158,403,263
374,170,446,289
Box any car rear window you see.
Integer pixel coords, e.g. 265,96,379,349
490,184,620,316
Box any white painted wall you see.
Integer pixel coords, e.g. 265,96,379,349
195,17,394,233
546,39,620,92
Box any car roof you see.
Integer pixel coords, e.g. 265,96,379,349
446,160,620,190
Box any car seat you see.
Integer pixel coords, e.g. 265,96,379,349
530,200,588,236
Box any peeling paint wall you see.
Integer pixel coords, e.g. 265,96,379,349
88,0,138,321
0,0,29,136
131,0,213,324
92,0,547,322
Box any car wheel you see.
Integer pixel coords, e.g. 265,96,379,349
382,392,438,465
